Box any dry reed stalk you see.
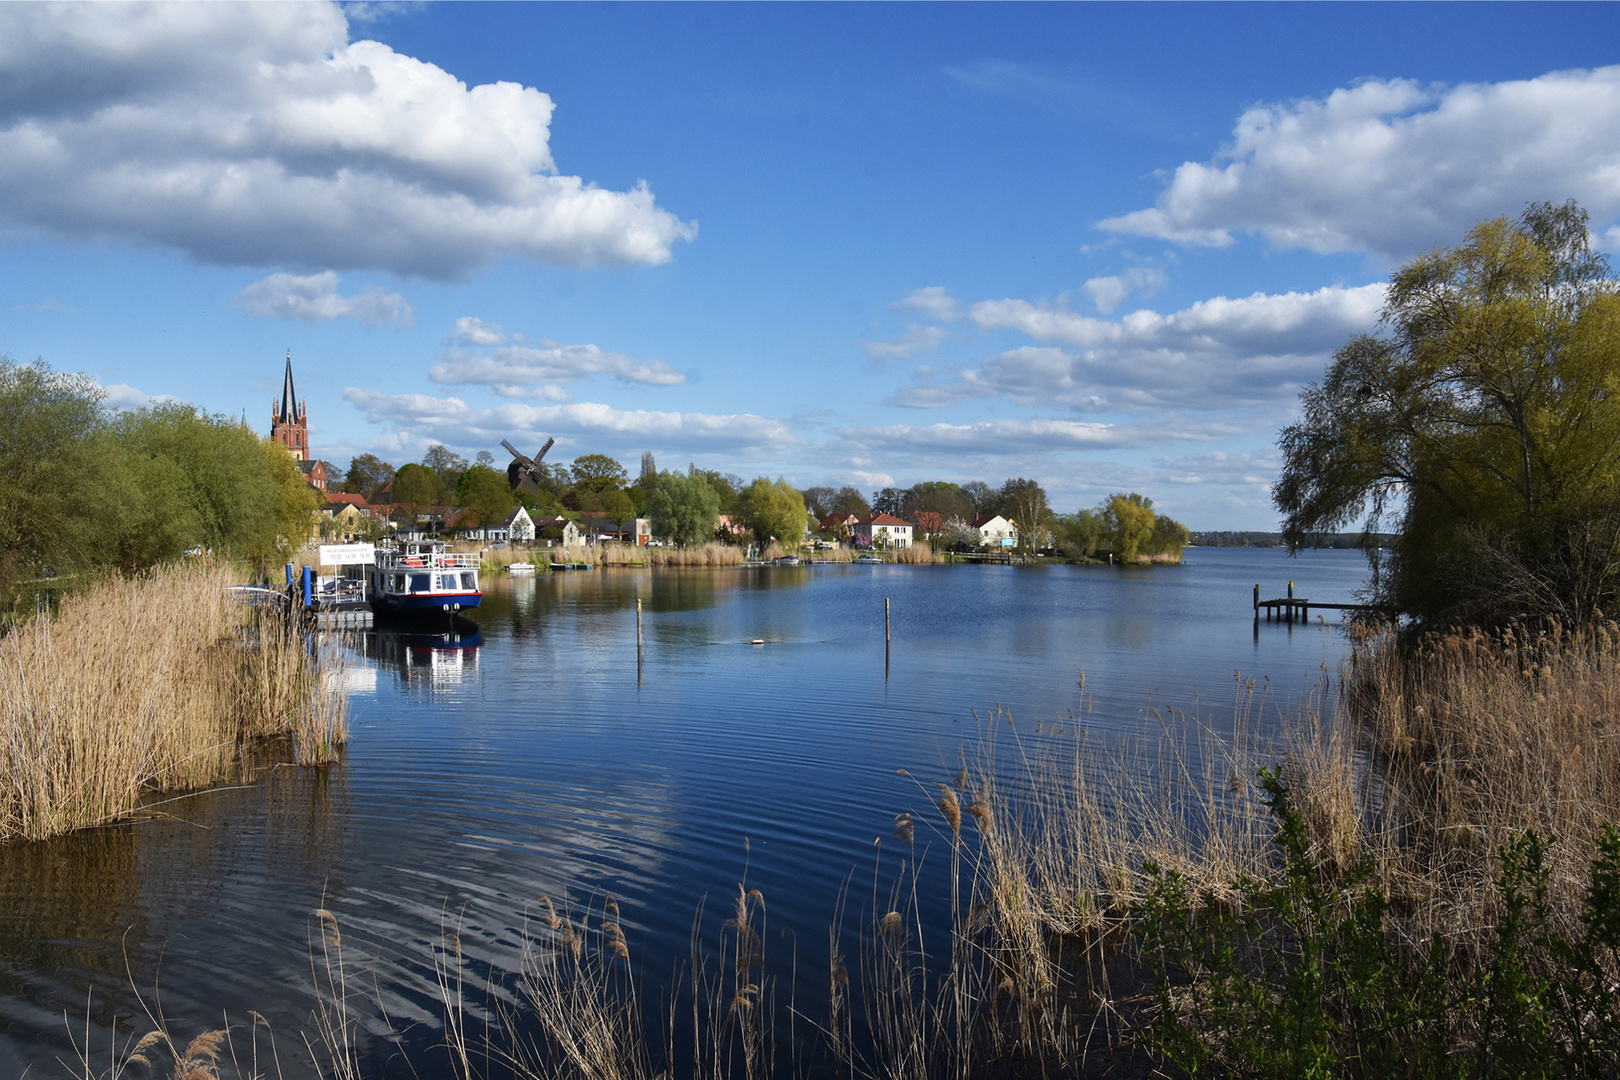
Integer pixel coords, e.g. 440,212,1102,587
1341,621,1620,950
0,562,349,842
891,547,937,566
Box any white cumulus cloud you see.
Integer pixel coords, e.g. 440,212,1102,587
343,389,798,454
451,316,508,346
430,320,686,400
0,3,695,278
892,286,962,322
890,284,1385,412
1082,266,1168,314
864,324,950,361
1100,67,1620,259
233,271,412,325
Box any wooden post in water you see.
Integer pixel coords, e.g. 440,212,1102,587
885,597,892,679
1287,580,1295,623
636,597,643,682
1253,583,1259,613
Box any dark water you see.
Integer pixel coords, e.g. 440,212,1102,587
0,548,1367,1077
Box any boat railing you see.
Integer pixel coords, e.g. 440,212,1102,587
377,550,481,570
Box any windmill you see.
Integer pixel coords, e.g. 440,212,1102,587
502,437,555,494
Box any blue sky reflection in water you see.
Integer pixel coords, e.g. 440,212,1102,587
0,550,1365,1077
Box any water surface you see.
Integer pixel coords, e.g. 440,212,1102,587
0,548,1367,1077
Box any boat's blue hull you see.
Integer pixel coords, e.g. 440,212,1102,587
371,591,482,616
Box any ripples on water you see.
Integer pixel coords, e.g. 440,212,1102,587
0,548,1367,1077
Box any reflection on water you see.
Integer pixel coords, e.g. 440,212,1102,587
369,623,484,687
0,549,1370,1077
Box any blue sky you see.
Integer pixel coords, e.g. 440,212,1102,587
4,2,1620,529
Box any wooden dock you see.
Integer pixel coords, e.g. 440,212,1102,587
1254,582,1386,622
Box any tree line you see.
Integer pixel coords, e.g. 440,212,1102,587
0,359,321,609
339,446,1188,561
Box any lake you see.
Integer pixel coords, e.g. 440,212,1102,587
0,547,1368,1077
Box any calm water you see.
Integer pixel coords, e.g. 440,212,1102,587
0,548,1367,1077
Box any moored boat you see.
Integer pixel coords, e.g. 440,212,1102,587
369,536,482,618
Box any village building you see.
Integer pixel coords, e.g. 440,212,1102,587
532,514,585,548
297,458,329,492
970,514,1018,548
852,512,914,549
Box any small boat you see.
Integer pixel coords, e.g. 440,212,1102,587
369,536,481,617
851,553,884,564
771,555,801,566
506,561,536,574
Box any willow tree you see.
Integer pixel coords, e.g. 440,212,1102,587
1274,201,1620,623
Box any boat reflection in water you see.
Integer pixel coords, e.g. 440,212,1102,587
369,618,482,686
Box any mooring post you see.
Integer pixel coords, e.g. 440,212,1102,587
636,596,643,683
1287,580,1294,623
302,565,313,610
1253,583,1259,613
885,597,891,645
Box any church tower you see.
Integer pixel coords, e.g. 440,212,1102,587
270,351,309,461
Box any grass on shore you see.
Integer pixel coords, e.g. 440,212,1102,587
0,561,349,843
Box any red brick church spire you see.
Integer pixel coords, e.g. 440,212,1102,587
270,350,309,460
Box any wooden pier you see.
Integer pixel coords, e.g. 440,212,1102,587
1254,582,1386,622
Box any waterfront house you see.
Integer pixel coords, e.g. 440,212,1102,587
502,506,536,543
970,514,1018,549
852,512,914,550
532,514,584,548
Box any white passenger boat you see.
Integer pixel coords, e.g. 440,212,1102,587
506,561,536,574
368,536,482,617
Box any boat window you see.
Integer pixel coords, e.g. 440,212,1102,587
438,573,459,591
409,573,432,592
460,572,477,590
393,575,406,592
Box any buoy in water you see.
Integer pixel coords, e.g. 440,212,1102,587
750,639,765,645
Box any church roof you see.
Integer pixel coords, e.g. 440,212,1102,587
278,353,297,423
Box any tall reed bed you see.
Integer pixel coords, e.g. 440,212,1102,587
0,562,348,842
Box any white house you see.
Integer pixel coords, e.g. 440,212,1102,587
852,512,914,549
970,514,1018,548
502,506,536,543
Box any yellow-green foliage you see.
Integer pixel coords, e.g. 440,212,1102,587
1277,201,1620,622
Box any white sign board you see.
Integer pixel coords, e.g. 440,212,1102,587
1000,537,1016,547
318,543,376,566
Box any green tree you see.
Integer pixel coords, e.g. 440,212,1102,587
570,454,630,494
1053,509,1107,560
578,487,636,522
647,470,722,547
0,359,102,598
736,477,808,552
343,453,395,501
422,444,468,494
689,467,744,513
829,485,870,518
455,464,515,526
103,404,317,565
392,463,445,506
1103,493,1157,563
1274,201,1620,622
905,480,974,522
